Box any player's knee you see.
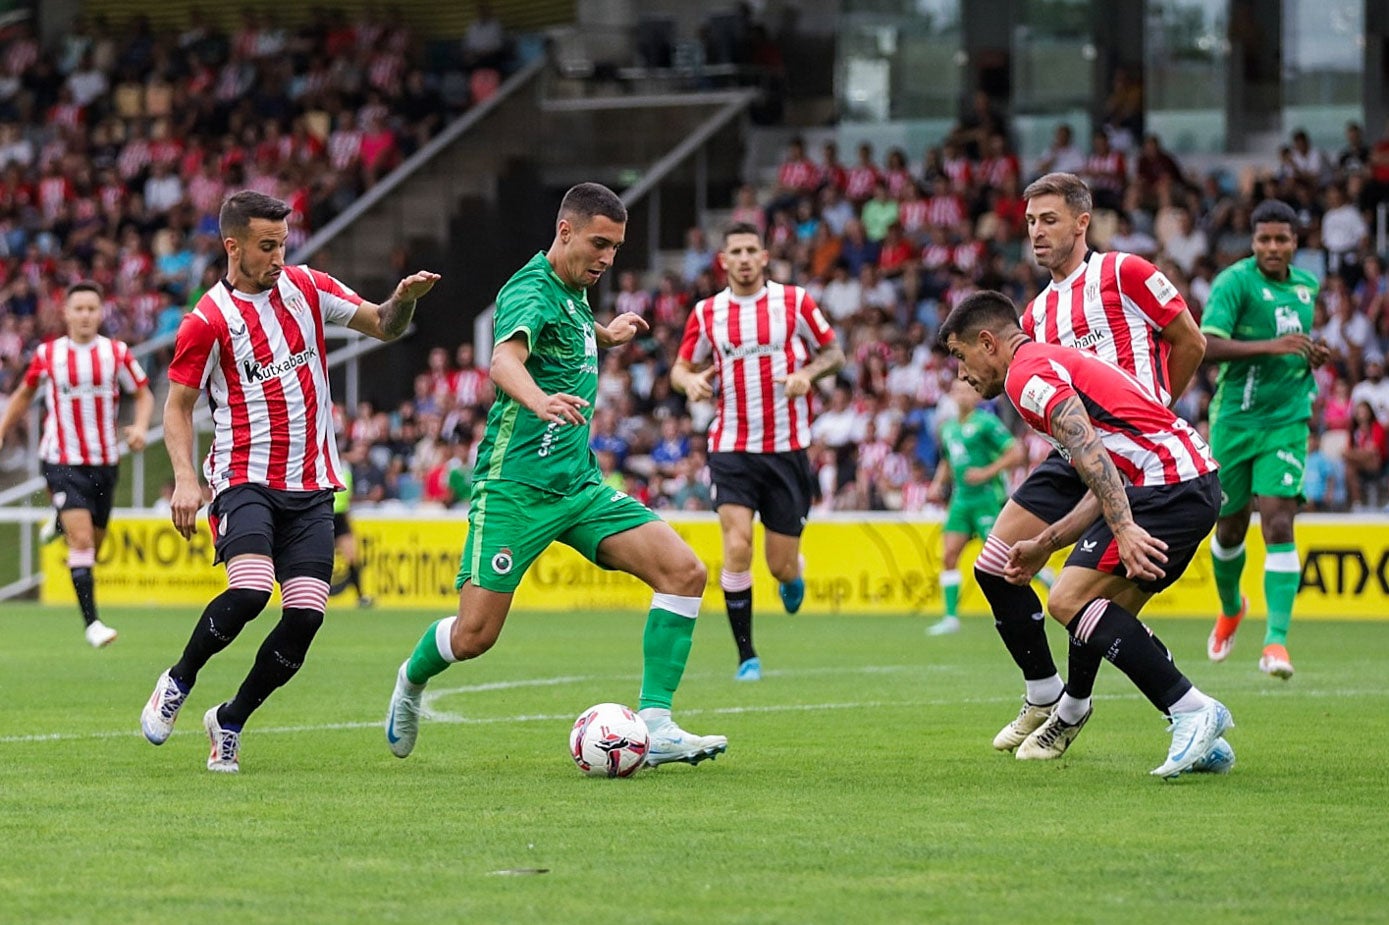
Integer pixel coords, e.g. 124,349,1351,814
1043,582,1086,625
450,620,501,660
225,587,273,616
669,553,708,597
723,535,752,569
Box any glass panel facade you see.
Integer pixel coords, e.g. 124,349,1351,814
838,0,963,124
1283,0,1364,148
1145,0,1230,152
1011,0,1098,157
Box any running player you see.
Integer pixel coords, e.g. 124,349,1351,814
139,190,439,772
672,222,844,680
384,183,727,766
1202,200,1328,679
940,290,1233,777
0,281,153,647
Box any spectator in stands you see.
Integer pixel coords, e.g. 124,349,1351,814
1302,430,1345,511
1035,123,1086,177
1345,400,1388,508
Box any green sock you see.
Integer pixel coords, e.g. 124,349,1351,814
638,604,697,711
405,618,455,686
1263,543,1300,646
1210,537,1246,617
942,569,961,619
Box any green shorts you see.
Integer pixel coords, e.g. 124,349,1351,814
1210,420,1308,517
944,492,1004,540
457,479,660,592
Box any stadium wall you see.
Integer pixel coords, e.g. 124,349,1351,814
39,512,1389,618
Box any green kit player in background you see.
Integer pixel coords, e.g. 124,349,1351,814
926,379,1026,636
1202,200,1330,680
384,183,727,766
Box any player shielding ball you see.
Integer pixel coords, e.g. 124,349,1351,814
939,290,1233,777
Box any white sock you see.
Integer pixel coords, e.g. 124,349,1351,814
1025,675,1064,706
1167,686,1213,715
1056,693,1091,724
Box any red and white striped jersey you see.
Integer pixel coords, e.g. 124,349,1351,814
777,157,820,193
1020,250,1187,405
1006,341,1216,487
678,282,837,454
24,336,149,466
167,266,363,496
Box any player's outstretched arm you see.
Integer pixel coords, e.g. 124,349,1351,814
164,382,205,541
491,336,588,426
1048,395,1167,582
348,270,441,342
595,312,649,348
0,381,35,446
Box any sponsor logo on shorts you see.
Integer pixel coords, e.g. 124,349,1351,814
52,491,67,509
491,547,514,575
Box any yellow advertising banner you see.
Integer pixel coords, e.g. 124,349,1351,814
41,512,1389,618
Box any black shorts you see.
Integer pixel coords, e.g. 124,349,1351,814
42,463,119,528
208,484,336,582
708,450,813,537
1065,471,1221,593
333,512,352,538
1010,451,1089,524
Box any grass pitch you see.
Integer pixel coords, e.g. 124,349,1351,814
0,603,1385,924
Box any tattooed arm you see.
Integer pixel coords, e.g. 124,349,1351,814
1048,394,1169,582
347,270,440,342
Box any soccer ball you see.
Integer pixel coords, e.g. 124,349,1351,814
569,702,649,778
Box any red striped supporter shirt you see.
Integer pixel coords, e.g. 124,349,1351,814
25,336,149,466
167,266,363,496
1006,340,1216,487
1020,250,1186,405
678,282,837,454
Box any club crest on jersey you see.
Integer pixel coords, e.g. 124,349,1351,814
285,292,309,314
1295,285,1312,304
565,299,578,318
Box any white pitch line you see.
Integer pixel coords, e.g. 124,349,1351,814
3,671,1385,745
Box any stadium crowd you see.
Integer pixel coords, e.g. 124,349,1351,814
355,114,1389,516
0,9,508,425
2,12,1387,515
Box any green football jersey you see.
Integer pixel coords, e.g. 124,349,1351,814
939,408,1015,501
1201,257,1320,428
472,252,602,494
333,468,353,514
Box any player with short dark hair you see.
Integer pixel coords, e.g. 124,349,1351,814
384,183,727,767
0,281,154,647
672,221,844,680
139,189,439,772
1203,200,1328,679
939,291,1234,777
